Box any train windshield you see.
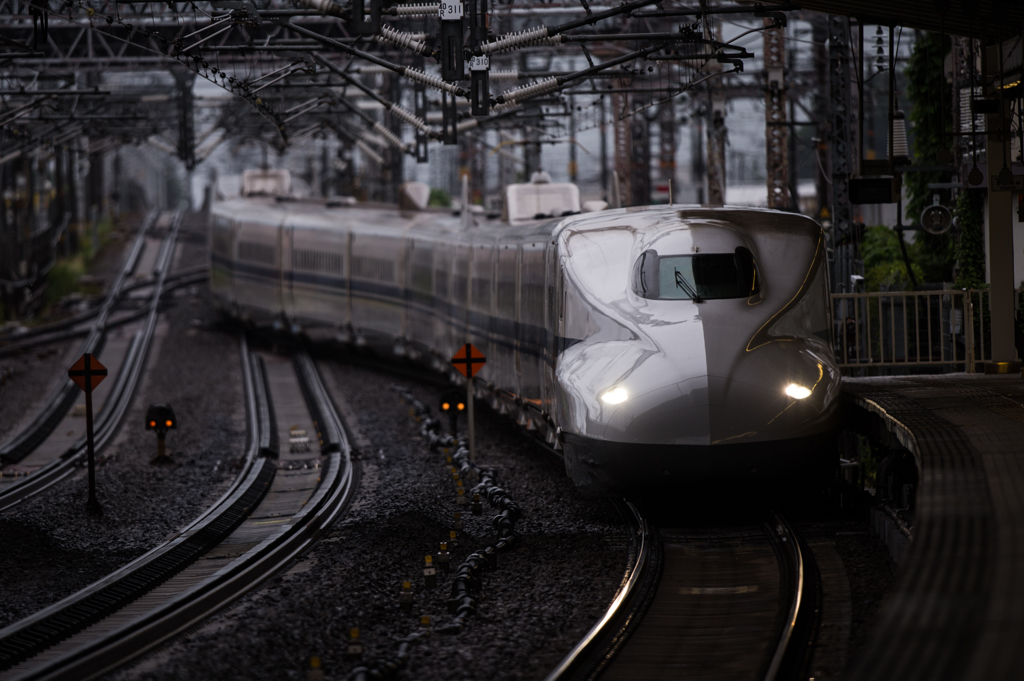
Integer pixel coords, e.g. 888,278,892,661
632,247,760,301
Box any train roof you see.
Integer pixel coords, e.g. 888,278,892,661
551,204,823,241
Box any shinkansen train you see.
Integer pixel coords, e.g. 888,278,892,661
210,173,841,495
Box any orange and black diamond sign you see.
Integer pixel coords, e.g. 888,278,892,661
68,353,108,393
450,343,486,378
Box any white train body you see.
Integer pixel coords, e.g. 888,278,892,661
210,192,841,495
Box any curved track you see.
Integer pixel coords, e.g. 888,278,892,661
0,344,357,681
0,211,183,511
0,209,157,465
548,508,820,681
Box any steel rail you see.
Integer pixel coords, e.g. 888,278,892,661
763,511,818,681
0,211,182,511
0,335,276,673
0,209,158,465
8,349,356,681
543,501,657,681
0,269,209,359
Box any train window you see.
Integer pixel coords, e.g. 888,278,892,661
633,247,760,301
294,249,342,276
352,256,395,283
238,241,275,266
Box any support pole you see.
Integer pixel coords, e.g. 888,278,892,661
84,385,101,515
466,375,475,464
599,95,609,201
704,15,725,206
764,17,790,210
612,89,632,204
569,96,578,183
984,43,1016,362
829,14,854,293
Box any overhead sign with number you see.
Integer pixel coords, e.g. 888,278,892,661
439,1,463,20
451,343,486,378
68,353,108,393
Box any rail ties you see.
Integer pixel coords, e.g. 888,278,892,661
0,335,272,676
0,344,357,681
547,509,820,681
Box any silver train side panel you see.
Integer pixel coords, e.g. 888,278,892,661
210,201,838,495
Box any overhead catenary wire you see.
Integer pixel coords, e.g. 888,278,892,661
312,54,439,138
279,20,466,97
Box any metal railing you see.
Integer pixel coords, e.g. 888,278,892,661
831,288,1019,374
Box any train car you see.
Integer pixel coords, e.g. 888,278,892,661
210,177,840,495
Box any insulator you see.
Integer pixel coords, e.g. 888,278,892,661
498,77,560,104
402,67,459,95
353,65,392,75
492,101,519,115
355,139,384,165
479,26,550,55
456,118,479,133
378,24,431,56
391,2,438,15
390,104,431,134
488,69,519,81
373,121,405,150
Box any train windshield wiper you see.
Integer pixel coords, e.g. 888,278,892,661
674,268,703,303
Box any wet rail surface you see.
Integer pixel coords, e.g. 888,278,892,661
0,344,356,681
548,507,819,681
602,524,795,680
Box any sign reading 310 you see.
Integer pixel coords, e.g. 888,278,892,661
439,1,463,19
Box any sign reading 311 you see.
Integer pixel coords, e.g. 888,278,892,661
439,1,463,20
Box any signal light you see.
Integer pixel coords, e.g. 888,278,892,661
439,388,464,436
145,404,177,464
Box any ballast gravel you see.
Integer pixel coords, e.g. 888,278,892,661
0,341,75,443
0,236,245,630
114,354,632,681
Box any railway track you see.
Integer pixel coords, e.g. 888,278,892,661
0,343,357,681
548,507,820,681
0,210,184,511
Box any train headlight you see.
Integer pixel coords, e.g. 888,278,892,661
785,383,812,399
600,387,629,405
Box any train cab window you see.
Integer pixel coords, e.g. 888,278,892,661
633,247,759,301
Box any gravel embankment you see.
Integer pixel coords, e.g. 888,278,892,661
114,355,631,681
0,342,75,441
0,238,245,629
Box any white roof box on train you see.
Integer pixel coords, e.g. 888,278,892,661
242,169,291,197
398,181,431,211
505,172,581,224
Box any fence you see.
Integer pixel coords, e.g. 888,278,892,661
831,289,1018,374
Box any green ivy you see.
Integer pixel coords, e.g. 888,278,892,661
861,224,925,291
428,188,452,208
953,190,986,289
904,31,955,283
